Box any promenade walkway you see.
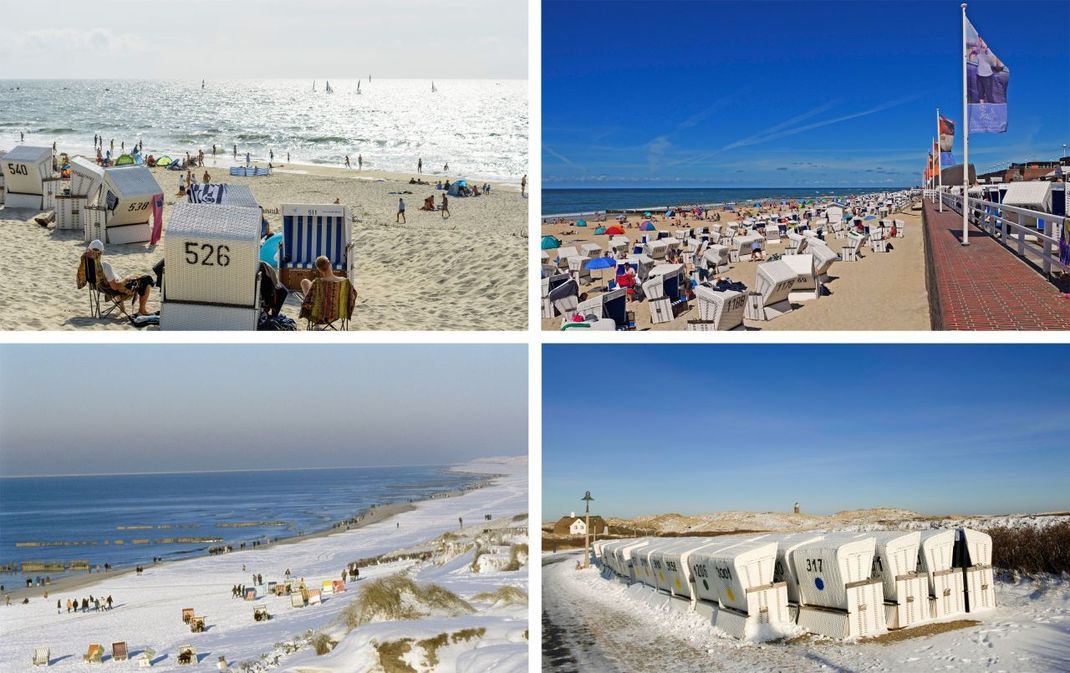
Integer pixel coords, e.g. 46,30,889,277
923,200,1070,330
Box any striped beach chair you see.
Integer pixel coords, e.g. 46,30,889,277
280,204,354,292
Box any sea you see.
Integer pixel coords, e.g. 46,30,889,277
0,79,528,182
542,187,908,216
0,465,482,578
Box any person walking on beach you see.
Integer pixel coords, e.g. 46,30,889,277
417,157,422,174
212,144,217,155
443,161,449,173
521,174,527,197
269,149,274,162
345,155,351,169
66,598,72,613
245,152,251,166
20,131,24,142
440,193,450,219
397,197,406,223
287,152,290,163
358,154,363,170
57,599,61,614
106,595,112,610
233,144,237,159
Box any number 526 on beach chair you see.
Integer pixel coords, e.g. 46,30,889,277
279,204,354,292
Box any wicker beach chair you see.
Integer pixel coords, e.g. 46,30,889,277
290,593,306,608
745,260,797,321
691,286,746,331
32,647,49,666
176,645,196,666
254,606,270,622
548,278,579,323
280,204,354,292
308,589,322,605
189,616,206,633
841,232,868,262
83,644,104,664
137,648,156,667
112,642,129,661
642,263,687,325
181,607,195,623
299,277,356,330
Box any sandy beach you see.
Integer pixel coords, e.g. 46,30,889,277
0,457,528,672
0,154,527,331
541,204,930,331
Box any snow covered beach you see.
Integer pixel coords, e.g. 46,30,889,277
0,457,527,672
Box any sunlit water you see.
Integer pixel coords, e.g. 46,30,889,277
0,79,527,181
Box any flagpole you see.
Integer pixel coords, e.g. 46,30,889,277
962,3,970,245
937,108,944,212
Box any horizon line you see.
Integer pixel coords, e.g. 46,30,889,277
0,462,462,479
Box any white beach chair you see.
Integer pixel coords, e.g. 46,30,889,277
549,278,579,323
0,145,52,211
645,239,668,260
565,255,592,285
580,243,601,258
782,253,824,302
608,236,629,254
764,223,781,244
541,272,570,318
869,226,888,253
138,649,156,667
893,218,905,238
785,231,808,255
732,234,764,262
177,645,197,666
290,592,306,608
745,260,796,321
841,231,868,262
555,246,579,266
690,286,746,330
32,647,49,666
642,263,687,325
701,245,731,274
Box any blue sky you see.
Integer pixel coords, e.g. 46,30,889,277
0,345,527,476
543,344,1070,520
543,0,1070,188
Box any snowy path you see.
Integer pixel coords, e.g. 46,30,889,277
542,551,1070,673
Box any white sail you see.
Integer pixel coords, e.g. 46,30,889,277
431,81,437,93
326,80,333,94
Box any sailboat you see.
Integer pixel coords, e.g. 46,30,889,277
201,79,205,89
326,80,334,94
356,81,361,94
431,81,437,93
312,80,316,91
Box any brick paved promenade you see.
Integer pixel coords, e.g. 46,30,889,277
923,199,1070,330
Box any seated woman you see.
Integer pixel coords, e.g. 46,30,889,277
615,266,638,301
421,195,436,211
77,240,155,317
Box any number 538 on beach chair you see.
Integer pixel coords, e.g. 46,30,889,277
279,204,354,292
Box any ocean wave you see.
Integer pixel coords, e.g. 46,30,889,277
236,132,273,141
35,127,78,134
304,135,349,144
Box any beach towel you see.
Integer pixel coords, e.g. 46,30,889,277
187,183,228,204
300,278,356,325
150,193,165,245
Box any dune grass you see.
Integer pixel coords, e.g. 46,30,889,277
342,575,473,630
472,585,528,606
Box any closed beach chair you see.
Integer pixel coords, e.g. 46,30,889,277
254,606,270,622
189,616,206,633
645,239,668,260
84,644,104,664
280,204,354,291
701,245,731,274
32,647,49,666
299,278,356,330
785,231,809,255
554,246,579,266
112,642,129,661
745,260,796,321
733,234,763,262
565,255,592,285
177,645,197,666
869,226,888,253
244,587,257,600
291,592,306,608
181,607,195,623
308,589,322,605
580,243,601,258
691,286,746,330
332,580,346,593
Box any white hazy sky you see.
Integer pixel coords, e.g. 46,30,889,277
0,0,527,79
0,344,528,476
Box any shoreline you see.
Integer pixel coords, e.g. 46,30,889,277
1,469,498,604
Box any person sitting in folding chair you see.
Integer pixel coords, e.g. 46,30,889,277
76,240,155,319
299,256,356,330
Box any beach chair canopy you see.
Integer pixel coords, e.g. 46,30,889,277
281,203,352,274
540,235,561,250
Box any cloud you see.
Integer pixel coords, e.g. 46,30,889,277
544,145,576,167
647,135,671,171
12,28,144,53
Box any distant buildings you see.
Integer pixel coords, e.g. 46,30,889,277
977,156,1069,184
552,512,609,536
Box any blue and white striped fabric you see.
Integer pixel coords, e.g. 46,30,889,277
187,183,228,204
229,166,272,177
283,214,346,269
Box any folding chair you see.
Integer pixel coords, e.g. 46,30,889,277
300,277,356,330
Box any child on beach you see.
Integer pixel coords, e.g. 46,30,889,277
397,197,406,223
441,194,450,219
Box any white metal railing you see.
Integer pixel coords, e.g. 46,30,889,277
937,191,1068,277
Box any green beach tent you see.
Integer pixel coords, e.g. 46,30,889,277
114,154,135,166
156,155,173,167
576,219,587,227
594,226,606,235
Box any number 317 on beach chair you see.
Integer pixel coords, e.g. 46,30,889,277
279,204,354,291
